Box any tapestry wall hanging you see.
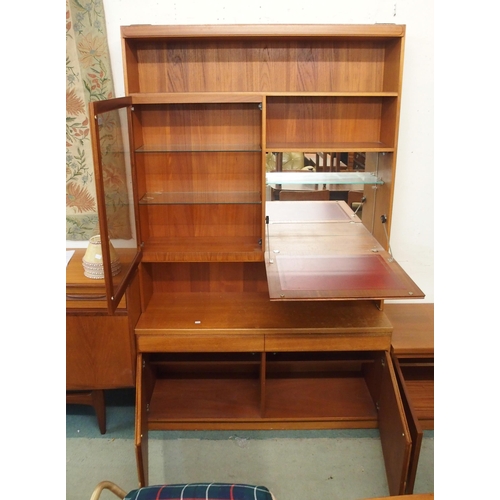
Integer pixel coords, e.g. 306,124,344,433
66,0,131,241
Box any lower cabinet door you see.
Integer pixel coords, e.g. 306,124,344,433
134,349,416,492
392,352,427,494
377,351,413,496
135,353,152,487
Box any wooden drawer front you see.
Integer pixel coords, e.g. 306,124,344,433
136,334,264,353
265,332,391,352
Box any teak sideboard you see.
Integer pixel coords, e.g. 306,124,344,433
66,24,433,497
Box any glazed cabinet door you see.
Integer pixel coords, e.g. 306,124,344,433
89,97,141,313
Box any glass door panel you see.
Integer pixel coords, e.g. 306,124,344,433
90,97,141,313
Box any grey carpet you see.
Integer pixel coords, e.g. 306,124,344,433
66,390,433,500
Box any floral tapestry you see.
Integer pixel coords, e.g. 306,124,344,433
66,0,132,241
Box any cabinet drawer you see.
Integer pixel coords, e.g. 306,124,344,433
265,332,391,352
136,333,264,352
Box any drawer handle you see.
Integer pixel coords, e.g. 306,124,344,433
66,294,107,300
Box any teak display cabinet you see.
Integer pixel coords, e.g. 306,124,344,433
87,24,428,496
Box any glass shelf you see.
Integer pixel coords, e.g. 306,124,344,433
266,171,383,186
139,191,261,204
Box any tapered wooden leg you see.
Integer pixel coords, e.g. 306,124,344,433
67,390,107,434
91,390,106,434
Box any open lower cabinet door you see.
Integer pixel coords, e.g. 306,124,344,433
376,351,413,496
391,351,425,494
135,353,152,487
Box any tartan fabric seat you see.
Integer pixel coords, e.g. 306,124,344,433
90,481,276,500
125,483,275,499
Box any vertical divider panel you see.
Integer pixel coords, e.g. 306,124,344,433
260,351,267,417
261,95,268,247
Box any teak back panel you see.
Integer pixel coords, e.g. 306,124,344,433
146,262,269,293
265,96,397,149
140,205,262,239
124,39,402,94
133,104,261,150
135,152,262,196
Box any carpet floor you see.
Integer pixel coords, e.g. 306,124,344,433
66,390,434,500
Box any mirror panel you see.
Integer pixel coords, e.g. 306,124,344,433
265,152,383,220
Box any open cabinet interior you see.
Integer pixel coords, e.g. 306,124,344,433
85,24,432,496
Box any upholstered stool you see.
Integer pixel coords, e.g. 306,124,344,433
90,481,277,500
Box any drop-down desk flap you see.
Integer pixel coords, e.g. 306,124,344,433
264,200,424,301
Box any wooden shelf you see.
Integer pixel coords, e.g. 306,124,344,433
130,92,264,104
146,376,380,428
136,145,262,153
265,142,394,152
140,237,264,263
264,377,378,422
139,192,261,205
148,378,262,423
129,91,399,104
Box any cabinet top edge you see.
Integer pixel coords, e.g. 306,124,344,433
120,24,406,39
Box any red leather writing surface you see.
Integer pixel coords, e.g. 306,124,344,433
277,254,405,291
